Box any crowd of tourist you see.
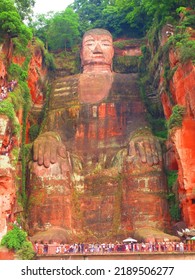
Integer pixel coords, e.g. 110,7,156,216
0,80,17,101
35,240,195,255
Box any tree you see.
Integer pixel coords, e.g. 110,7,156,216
14,0,35,21
73,0,108,34
115,0,195,37
0,0,32,45
29,12,54,49
47,7,80,51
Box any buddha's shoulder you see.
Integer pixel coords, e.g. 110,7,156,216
112,72,138,84
49,74,80,109
111,72,140,98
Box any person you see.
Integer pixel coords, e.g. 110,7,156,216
29,29,171,241
43,243,48,254
56,246,61,254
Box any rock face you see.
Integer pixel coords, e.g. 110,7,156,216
0,39,47,240
0,153,16,240
168,52,195,227
159,28,195,229
27,46,47,105
0,116,16,239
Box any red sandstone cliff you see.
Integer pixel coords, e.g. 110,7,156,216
168,54,195,227
0,39,47,242
159,27,195,228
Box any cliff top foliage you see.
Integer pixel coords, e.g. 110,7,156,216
1,1,194,52
0,0,32,45
29,0,195,51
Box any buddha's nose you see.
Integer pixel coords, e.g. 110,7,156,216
93,43,103,53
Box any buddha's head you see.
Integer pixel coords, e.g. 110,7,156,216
80,28,114,73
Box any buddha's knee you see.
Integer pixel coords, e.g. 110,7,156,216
29,157,71,178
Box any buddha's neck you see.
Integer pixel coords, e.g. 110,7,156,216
83,64,112,74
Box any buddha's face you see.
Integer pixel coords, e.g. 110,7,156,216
81,30,114,68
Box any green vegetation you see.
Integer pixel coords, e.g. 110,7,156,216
0,100,20,135
179,40,195,63
21,82,31,208
44,51,56,71
148,117,168,139
114,39,146,49
138,4,194,140
113,56,139,73
53,49,80,74
0,2,32,210
0,0,32,44
167,105,186,130
1,225,35,259
16,241,35,260
8,63,27,81
15,0,35,21
1,225,27,250
47,8,80,52
166,170,180,221
166,25,195,64
29,124,40,142
30,0,195,49
31,7,80,52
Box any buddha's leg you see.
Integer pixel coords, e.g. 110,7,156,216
27,157,73,237
122,157,173,241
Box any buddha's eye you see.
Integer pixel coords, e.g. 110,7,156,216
85,40,95,47
102,41,111,46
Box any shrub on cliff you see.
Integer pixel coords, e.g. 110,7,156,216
179,40,195,63
0,225,35,260
0,100,20,135
1,225,27,250
16,241,35,260
167,105,186,130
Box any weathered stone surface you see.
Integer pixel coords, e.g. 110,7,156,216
171,118,195,227
0,155,16,240
161,44,195,229
0,40,48,240
27,47,47,105
0,247,15,260
0,58,7,86
123,157,170,232
28,164,72,235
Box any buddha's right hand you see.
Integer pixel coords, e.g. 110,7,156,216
33,132,67,168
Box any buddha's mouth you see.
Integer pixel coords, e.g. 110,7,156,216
93,55,104,58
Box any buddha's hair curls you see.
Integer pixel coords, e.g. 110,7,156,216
83,28,112,39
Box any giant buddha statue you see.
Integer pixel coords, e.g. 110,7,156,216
28,29,172,242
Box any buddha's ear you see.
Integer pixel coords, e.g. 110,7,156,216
111,46,114,71
80,48,84,67
111,45,114,58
